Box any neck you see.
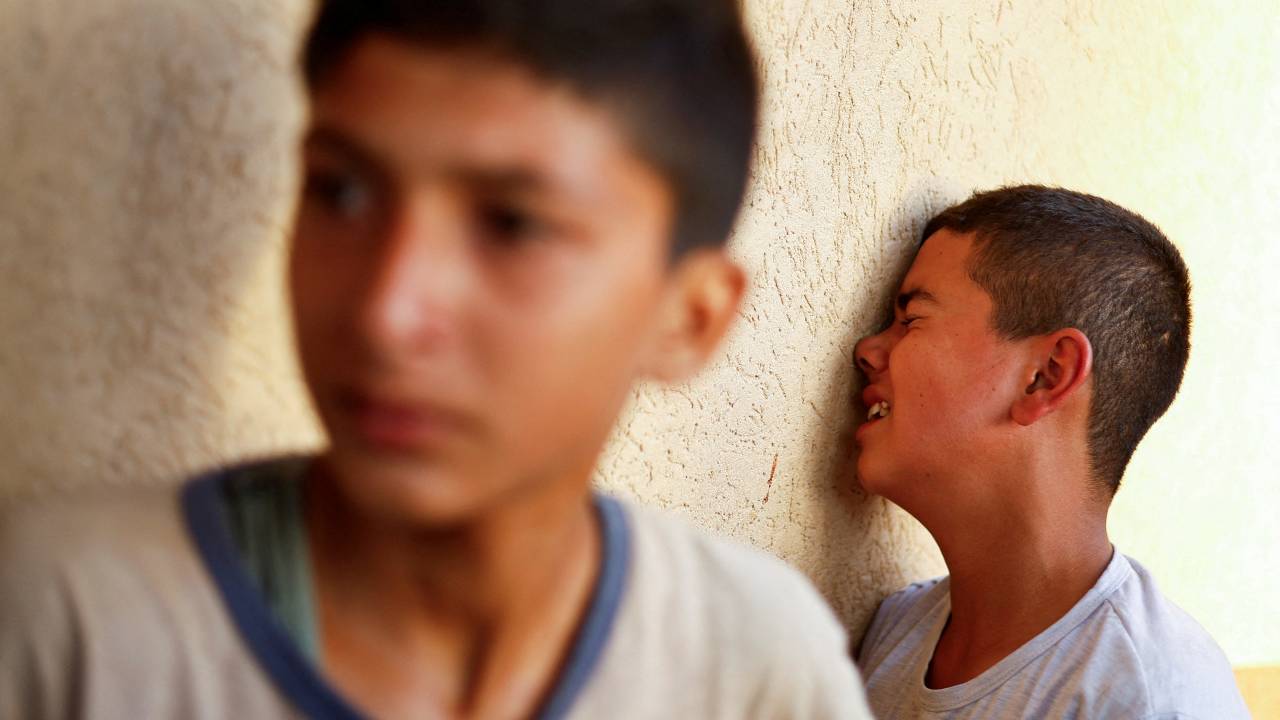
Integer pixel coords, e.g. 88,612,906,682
911,458,1113,687
936,503,1111,633
305,459,601,718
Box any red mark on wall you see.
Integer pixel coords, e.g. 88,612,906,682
762,454,779,504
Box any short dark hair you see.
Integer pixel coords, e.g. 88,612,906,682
302,0,760,259
922,185,1192,494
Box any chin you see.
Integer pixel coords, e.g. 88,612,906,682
856,460,920,511
323,449,497,528
854,451,890,497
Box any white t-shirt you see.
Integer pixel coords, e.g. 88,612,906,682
0,465,871,719
857,550,1249,719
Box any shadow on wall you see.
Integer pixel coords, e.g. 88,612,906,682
0,0,317,501
809,179,959,634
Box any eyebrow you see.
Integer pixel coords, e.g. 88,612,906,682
455,168,551,196
896,287,939,311
304,126,556,196
304,127,385,172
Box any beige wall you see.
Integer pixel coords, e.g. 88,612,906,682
1,0,1276,666
0,0,321,496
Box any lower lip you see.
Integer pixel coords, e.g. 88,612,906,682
339,395,465,451
854,417,886,444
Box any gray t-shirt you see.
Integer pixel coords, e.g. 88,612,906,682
0,464,871,719
857,550,1250,719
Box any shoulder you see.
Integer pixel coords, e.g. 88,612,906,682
0,483,190,589
873,576,947,621
0,478,303,719
857,575,948,664
1093,555,1250,719
0,483,207,644
603,500,871,718
0,484,206,715
622,501,842,637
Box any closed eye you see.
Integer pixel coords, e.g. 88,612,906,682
900,315,921,328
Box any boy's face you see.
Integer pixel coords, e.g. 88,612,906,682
290,38,690,524
853,229,1029,507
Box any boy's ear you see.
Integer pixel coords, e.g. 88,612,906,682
1011,328,1093,426
639,249,745,384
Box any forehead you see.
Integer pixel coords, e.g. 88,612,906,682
902,228,973,290
899,228,993,314
307,36,647,196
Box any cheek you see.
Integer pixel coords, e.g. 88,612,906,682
479,258,664,458
288,238,375,388
288,243,328,348
290,234,352,318
501,222,665,369
891,343,957,411
891,343,990,436
289,272,335,360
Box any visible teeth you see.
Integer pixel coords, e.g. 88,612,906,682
866,401,892,421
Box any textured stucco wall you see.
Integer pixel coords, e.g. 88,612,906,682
0,0,321,493
1,1,1276,664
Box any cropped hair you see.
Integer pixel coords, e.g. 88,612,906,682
302,0,760,258
923,185,1192,494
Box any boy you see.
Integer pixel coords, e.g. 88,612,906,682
0,2,870,718
852,185,1249,718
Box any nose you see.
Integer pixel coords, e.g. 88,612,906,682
854,328,890,377
360,197,467,355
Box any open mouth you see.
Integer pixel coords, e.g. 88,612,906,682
865,400,892,422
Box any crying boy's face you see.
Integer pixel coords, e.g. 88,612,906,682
851,228,1029,508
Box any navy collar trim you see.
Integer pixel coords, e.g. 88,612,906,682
181,468,631,720
536,493,630,718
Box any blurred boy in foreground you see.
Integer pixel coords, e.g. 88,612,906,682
852,185,1248,718
0,1,870,718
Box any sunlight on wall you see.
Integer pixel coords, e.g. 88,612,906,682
599,0,1280,663
0,0,1275,666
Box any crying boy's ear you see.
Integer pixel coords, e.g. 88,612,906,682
1011,328,1093,427
640,250,745,384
